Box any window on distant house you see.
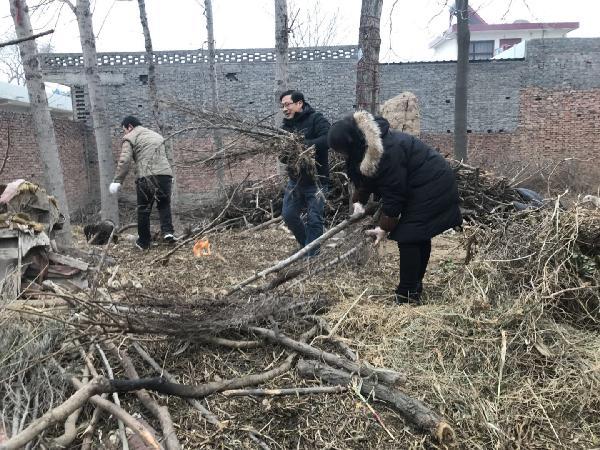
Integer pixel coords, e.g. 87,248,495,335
469,40,494,60
499,38,522,52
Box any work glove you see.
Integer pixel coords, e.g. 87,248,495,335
365,226,387,246
351,202,366,218
109,182,121,195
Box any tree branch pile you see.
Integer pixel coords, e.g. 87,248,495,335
162,107,558,229
2,150,598,448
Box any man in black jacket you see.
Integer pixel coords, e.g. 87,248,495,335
328,111,462,304
279,90,331,256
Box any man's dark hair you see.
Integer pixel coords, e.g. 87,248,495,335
121,115,142,128
279,90,305,103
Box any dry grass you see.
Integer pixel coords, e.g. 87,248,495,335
1,204,598,449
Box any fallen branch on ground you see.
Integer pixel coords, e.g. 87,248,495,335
222,386,348,397
132,342,225,429
67,375,161,449
242,216,282,234
1,377,111,450
94,344,128,449
106,341,181,450
104,327,318,399
247,326,405,385
307,316,358,362
297,359,455,445
225,213,365,296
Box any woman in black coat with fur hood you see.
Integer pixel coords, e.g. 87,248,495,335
328,111,462,304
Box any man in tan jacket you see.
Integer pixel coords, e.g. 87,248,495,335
109,116,176,250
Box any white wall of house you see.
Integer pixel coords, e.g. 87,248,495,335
431,28,571,60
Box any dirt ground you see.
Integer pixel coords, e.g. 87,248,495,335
62,217,599,450
75,224,471,449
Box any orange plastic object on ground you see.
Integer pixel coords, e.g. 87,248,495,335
193,239,211,256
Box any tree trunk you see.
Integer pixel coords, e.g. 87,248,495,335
204,0,224,192
9,0,72,245
454,0,470,162
356,0,383,113
137,0,161,132
74,0,119,225
136,0,181,227
274,0,289,122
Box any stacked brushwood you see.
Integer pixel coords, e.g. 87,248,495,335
0,205,458,448
198,158,544,230
163,109,547,227
450,160,525,222
0,272,455,448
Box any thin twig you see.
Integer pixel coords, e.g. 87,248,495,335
95,344,129,450
225,213,365,296
328,288,369,337
222,386,348,397
0,29,54,49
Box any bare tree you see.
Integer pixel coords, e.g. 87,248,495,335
136,0,161,132
8,0,72,244
274,0,289,120
60,0,119,225
288,0,340,47
203,0,225,190
356,0,383,113
454,0,469,161
0,40,24,84
136,0,181,224
0,31,54,85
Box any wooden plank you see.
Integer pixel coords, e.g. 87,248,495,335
0,248,18,259
47,252,89,271
20,232,50,256
0,229,19,238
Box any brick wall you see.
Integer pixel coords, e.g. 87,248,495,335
20,38,600,206
420,85,600,191
381,38,600,192
0,111,96,212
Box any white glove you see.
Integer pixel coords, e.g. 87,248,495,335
109,182,121,194
365,226,387,246
351,202,366,218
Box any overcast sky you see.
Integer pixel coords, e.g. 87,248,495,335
0,0,598,64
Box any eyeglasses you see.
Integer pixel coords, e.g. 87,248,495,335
281,101,298,109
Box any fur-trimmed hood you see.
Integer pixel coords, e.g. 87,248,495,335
353,111,388,177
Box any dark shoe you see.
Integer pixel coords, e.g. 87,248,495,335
394,288,421,305
163,233,178,243
135,239,150,251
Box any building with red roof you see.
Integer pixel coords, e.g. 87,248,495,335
429,6,579,60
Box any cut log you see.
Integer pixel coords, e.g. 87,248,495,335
297,359,454,445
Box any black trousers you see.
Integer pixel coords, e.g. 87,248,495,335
396,240,432,298
136,175,174,246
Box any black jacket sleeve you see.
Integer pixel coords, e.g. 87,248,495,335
304,112,331,152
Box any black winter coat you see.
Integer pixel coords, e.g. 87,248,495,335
351,112,462,243
281,103,330,186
